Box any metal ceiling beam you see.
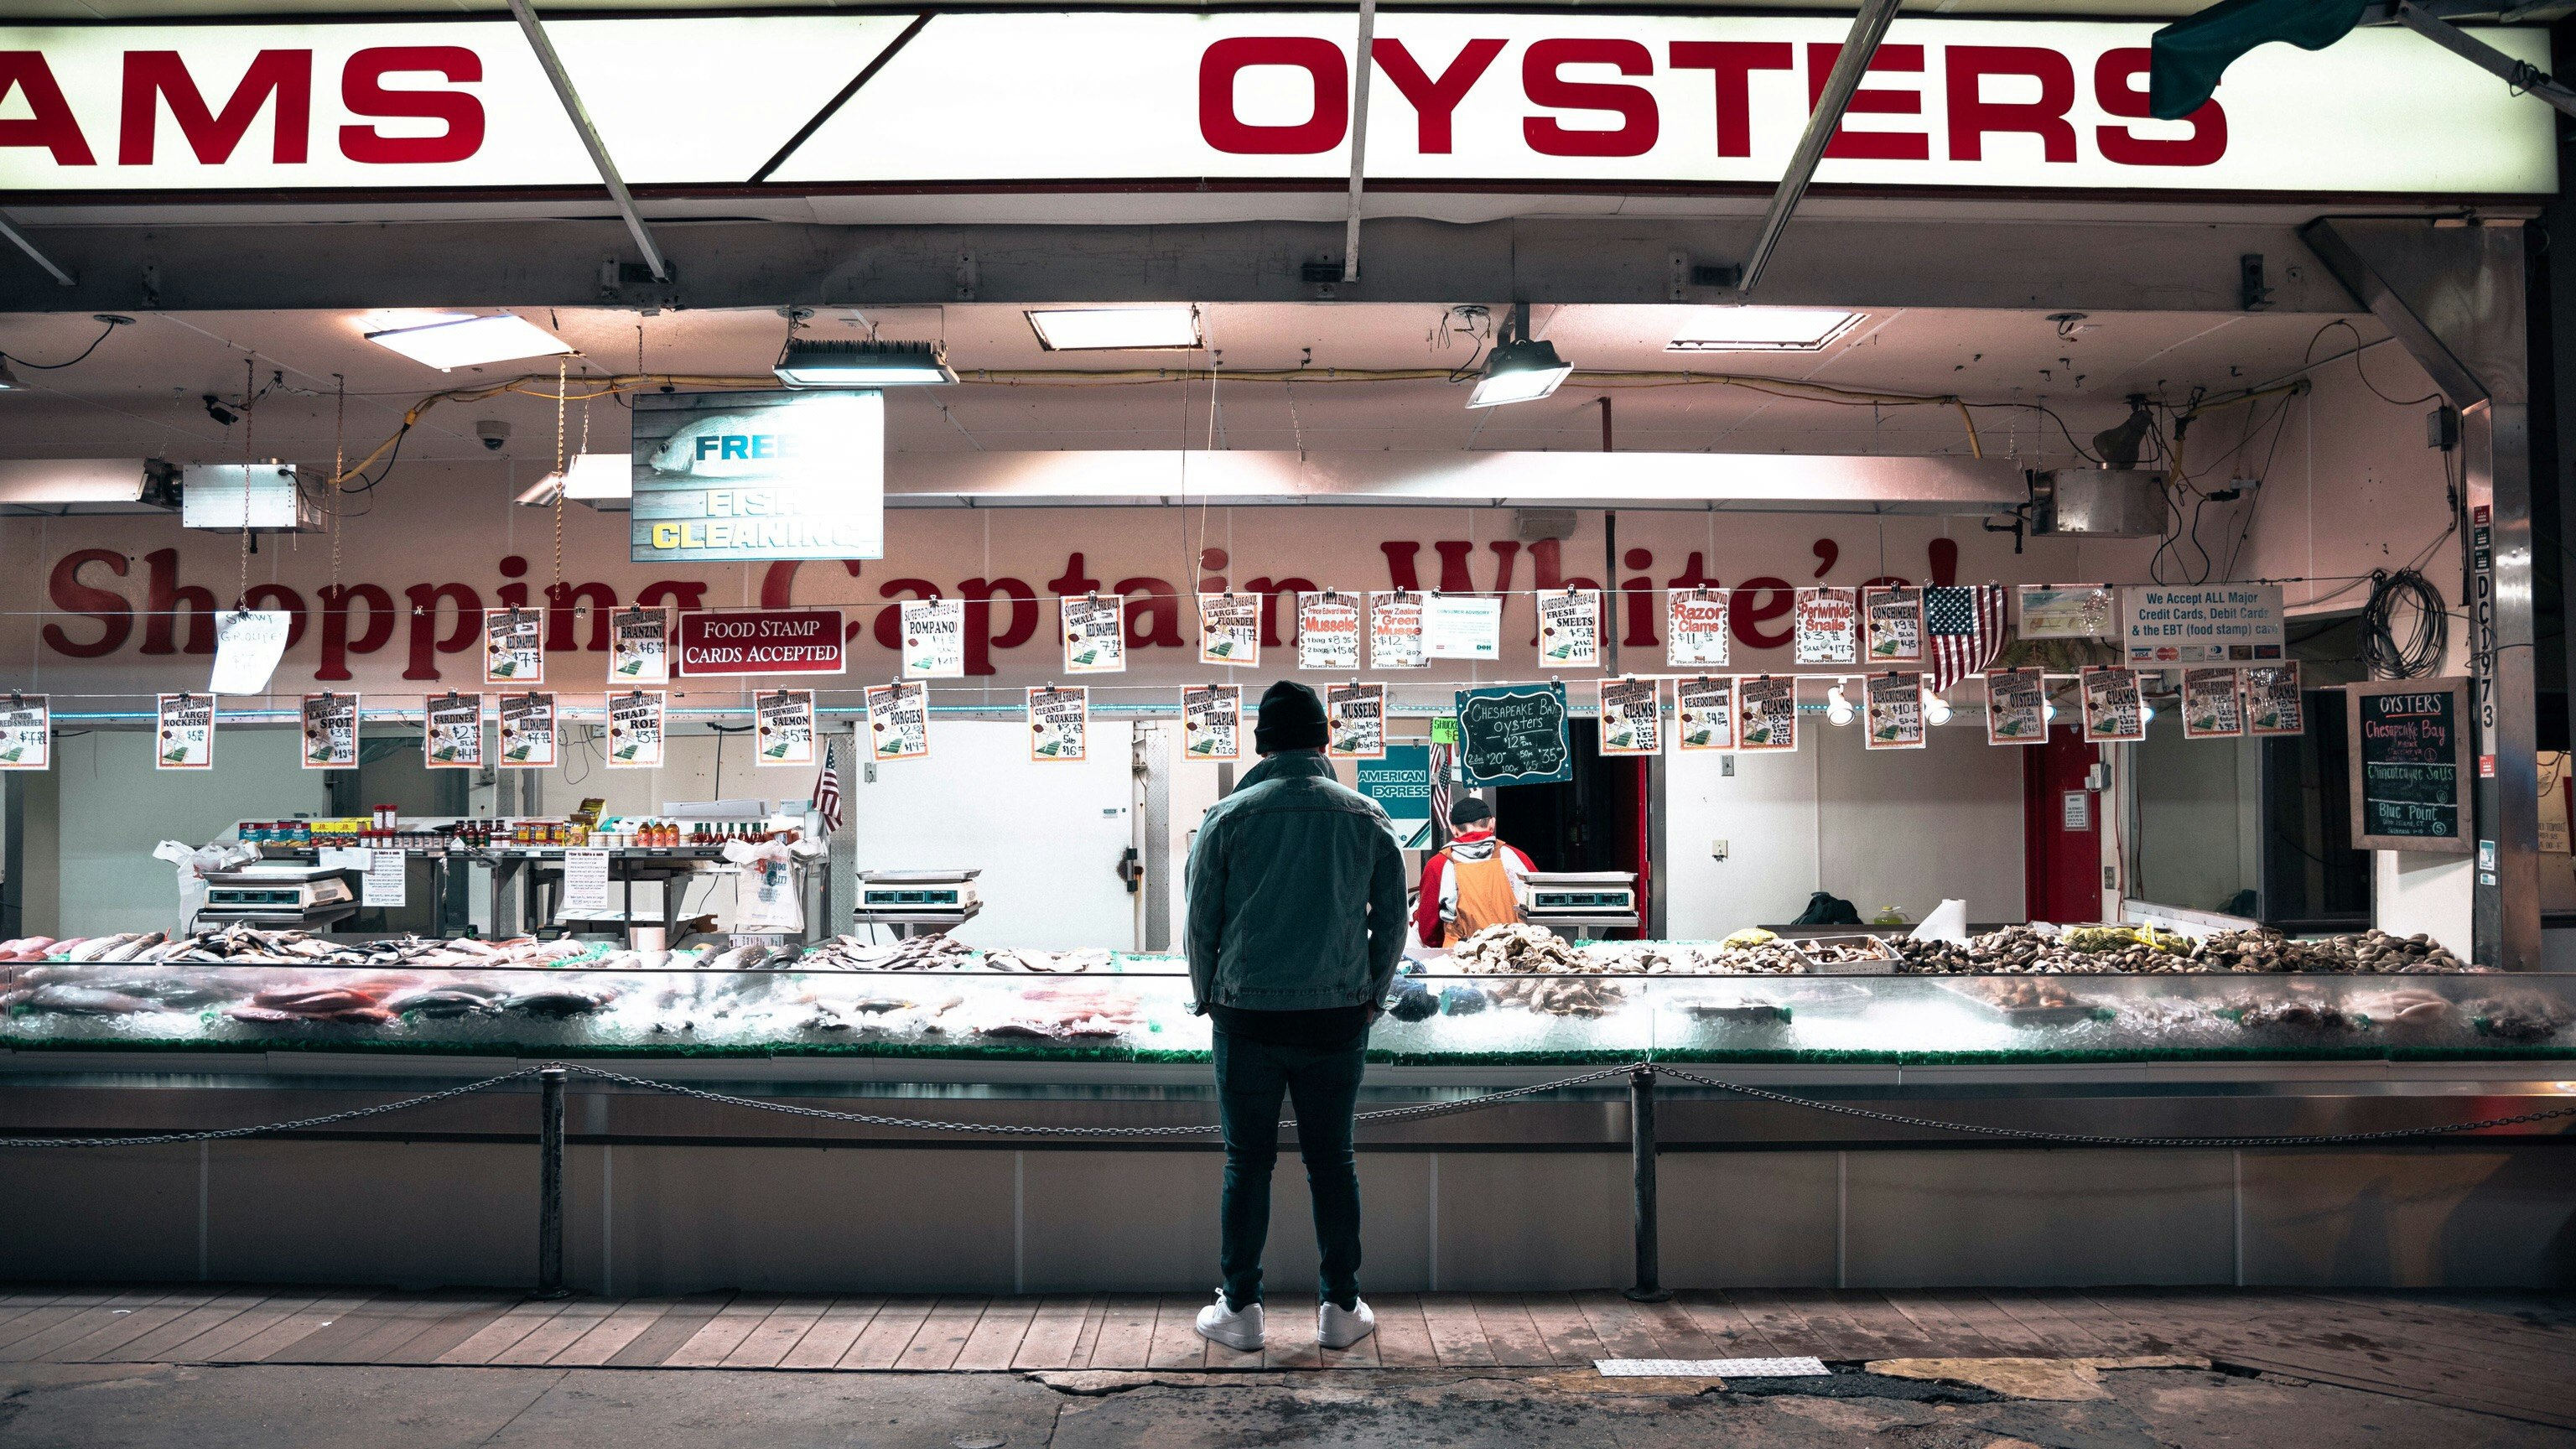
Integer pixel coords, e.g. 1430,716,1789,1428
0,216,2360,314
0,212,74,288
2392,2,2576,119
1736,0,1907,298
1341,0,1377,284
504,0,671,283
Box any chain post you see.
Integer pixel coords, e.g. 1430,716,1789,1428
537,1066,569,1298
1623,1066,1670,1303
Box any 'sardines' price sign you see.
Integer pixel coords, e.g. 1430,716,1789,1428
424,692,484,769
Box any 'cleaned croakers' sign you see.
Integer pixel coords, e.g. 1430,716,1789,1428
2120,584,2285,667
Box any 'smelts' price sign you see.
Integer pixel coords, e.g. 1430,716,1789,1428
2347,678,2471,854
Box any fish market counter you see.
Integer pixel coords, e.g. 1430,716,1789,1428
6,959,2575,1294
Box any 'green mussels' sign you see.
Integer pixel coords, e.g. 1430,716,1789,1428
1455,683,1571,787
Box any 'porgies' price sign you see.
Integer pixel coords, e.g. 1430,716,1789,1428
2348,678,2470,853
1454,683,1571,787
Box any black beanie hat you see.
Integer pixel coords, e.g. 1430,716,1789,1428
1449,797,1493,829
1254,680,1329,755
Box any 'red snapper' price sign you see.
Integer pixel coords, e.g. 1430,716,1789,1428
675,610,847,677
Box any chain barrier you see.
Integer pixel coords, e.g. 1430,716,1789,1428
3,1061,2573,1150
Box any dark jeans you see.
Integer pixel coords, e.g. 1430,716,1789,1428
1213,1027,1366,1312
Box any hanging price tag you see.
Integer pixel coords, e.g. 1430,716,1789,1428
424,693,485,769
498,692,557,768
1675,677,1734,751
1182,684,1241,761
1062,595,1127,674
1368,592,1426,669
299,692,356,770
1666,590,1730,667
605,690,666,767
1984,670,2048,746
1737,676,1797,752
1864,585,1924,662
1327,682,1387,759
2246,662,2304,735
902,597,967,678
610,609,669,683
756,689,818,766
1794,587,1858,664
1198,593,1262,667
1598,677,1660,756
1864,672,1926,750
2081,667,2145,743
1298,592,1362,671
484,609,544,685
1426,594,1502,660
865,680,930,761
2181,667,2246,739
1537,589,1600,667
1028,685,1090,761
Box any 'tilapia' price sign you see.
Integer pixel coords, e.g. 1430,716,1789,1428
677,610,846,676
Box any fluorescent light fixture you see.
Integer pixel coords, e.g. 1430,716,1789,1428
774,339,956,387
1466,339,1573,409
560,452,631,502
1669,308,1862,354
1025,307,1202,351
366,313,573,371
515,475,563,508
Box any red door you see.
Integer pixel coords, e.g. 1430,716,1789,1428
2023,724,2102,924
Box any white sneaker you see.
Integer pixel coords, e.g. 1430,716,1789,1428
1318,1298,1376,1350
1196,1293,1264,1351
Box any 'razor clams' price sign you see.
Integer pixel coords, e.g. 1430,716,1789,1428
1454,683,1571,787
2348,678,2471,853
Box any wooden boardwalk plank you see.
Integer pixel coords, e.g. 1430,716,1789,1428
894,1297,989,1372
1420,1293,1496,1366
2027,1290,2167,1355
842,1296,939,1370
1146,1295,1207,1371
1674,1291,1784,1358
1720,1289,1831,1355
1261,1296,1322,1371
1526,1292,1615,1364
491,1298,625,1367
662,1292,788,1368
111,1290,280,1363
1772,1289,1898,1359
202,1292,383,1364
1571,1291,1670,1360
605,1291,735,1368
953,1298,1038,1371
1083,1294,1158,1369
2194,1291,2576,1380
1828,1291,1947,1358
2291,1292,2576,1367
1370,1296,1440,1368
551,1298,686,1368
0,1290,178,1362
158,1289,338,1362
1878,1291,2007,1358
380,1299,525,1367
267,1291,507,1365
778,1296,886,1370
1924,1290,2057,1356
1983,1291,2117,1357
1007,1296,1091,1371
434,1297,579,1366
724,1296,838,1370
1632,1298,1722,1359
0,1299,69,1337
50,1290,221,1362
1467,1296,1551,1366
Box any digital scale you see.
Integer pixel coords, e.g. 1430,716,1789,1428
200,861,360,926
854,869,983,937
1523,871,1639,933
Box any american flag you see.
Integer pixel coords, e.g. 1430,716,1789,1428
811,736,844,834
1427,742,1453,849
1926,585,2007,693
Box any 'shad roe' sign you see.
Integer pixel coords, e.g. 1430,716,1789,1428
676,610,847,677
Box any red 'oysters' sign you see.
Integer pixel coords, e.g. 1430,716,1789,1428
676,610,846,677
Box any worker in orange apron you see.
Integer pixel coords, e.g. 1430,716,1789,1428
1411,797,1535,947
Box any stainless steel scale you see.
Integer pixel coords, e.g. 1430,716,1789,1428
199,860,360,927
1523,870,1639,934
854,869,983,938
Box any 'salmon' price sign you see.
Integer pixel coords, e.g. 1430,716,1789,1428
2347,678,2471,854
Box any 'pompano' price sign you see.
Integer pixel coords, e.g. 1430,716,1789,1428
676,609,846,676
1454,682,1570,787
631,391,884,563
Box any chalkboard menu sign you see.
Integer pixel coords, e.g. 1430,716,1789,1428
1454,683,1572,787
2346,678,2471,854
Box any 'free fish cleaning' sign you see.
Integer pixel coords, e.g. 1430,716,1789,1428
630,391,884,563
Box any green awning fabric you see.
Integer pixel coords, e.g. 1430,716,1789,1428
2148,0,2371,118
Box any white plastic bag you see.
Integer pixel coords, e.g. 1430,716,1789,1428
720,834,824,934
1909,898,1971,945
154,839,252,931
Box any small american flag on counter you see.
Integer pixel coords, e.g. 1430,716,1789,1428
1427,742,1453,849
812,736,844,834
1925,585,2007,693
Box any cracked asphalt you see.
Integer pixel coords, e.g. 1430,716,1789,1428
0,1361,2568,1448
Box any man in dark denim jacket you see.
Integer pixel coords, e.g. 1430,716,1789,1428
1185,680,1408,1353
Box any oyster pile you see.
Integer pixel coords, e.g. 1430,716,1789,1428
1883,925,2480,976
1446,924,1628,1015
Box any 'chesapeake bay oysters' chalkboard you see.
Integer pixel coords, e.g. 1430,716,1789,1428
1455,683,1572,787
2346,677,2471,854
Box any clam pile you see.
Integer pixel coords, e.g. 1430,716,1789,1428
1884,925,2480,976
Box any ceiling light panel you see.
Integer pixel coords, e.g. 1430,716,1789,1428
1668,308,1862,354
366,314,574,371
1026,307,1202,351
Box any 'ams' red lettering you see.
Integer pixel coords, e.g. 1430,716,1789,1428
0,46,487,167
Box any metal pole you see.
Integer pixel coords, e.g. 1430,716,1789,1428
0,213,75,288
2393,3,2576,120
1340,0,1378,283
504,0,672,282
538,1066,569,1297
1736,0,1906,298
1624,1067,1669,1302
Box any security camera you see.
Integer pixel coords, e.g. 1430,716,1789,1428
476,419,512,452
203,394,237,428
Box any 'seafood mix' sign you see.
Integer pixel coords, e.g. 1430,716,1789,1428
0,14,2550,197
